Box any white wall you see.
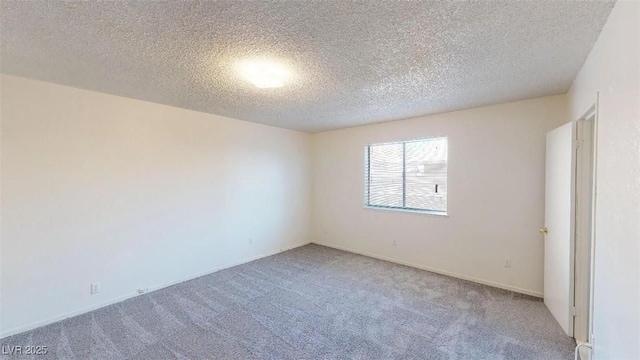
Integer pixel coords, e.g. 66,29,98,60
566,1,640,359
311,95,567,297
0,75,312,337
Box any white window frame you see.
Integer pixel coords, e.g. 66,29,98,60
364,137,448,216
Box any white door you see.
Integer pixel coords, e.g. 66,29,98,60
544,121,575,336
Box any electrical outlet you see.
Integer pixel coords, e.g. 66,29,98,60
504,258,512,268
91,283,101,295
137,288,149,294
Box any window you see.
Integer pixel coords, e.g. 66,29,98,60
365,137,448,214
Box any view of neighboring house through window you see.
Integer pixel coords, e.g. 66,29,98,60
365,137,448,214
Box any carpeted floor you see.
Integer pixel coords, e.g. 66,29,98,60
1,244,575,359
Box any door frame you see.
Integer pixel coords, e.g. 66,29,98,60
571,95,599,345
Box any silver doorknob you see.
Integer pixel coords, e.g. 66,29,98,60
539,227,548,234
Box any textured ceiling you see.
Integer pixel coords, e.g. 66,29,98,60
1,1,614,132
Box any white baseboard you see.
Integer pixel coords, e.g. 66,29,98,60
311,241,543,298
0,241,310,339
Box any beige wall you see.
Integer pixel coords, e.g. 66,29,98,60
0,75,312,337
311,95,567,297
567,1,640,358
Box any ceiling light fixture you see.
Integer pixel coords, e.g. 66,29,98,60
236,59,290,89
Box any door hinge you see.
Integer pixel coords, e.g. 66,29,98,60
572,306,577,316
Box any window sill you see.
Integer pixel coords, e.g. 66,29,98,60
364,206,449,217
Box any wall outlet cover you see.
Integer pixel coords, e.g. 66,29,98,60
90,283,101,295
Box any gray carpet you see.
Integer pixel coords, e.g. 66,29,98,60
1,244,575,359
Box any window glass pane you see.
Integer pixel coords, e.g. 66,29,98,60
367,143,403,208
405,139,447,211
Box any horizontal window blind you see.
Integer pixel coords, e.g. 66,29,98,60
366,138,447,213
367,143,404,208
